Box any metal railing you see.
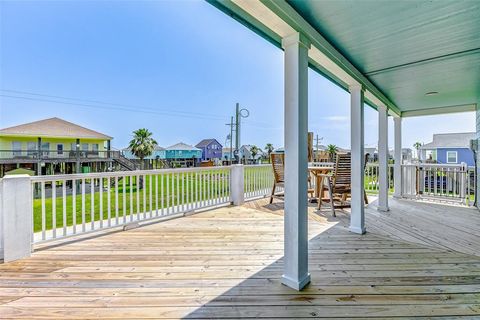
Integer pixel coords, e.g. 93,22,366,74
30,166,231,243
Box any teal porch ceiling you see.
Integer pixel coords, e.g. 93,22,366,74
287,0,480,113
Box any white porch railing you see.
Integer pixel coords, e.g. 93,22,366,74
244,164,275,200
30,166,232,244
0,162,476,262
401,163,475,206
364,163,395,194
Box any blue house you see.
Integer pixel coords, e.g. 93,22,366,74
420,132,475,166
165,142,202,160
195,139,223,161
122,145,166,160
222,148,233,161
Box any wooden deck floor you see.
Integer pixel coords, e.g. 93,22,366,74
1,200,480,318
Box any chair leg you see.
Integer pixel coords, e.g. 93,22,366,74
364,190,369,205
327,179,336,217
269,182,276,204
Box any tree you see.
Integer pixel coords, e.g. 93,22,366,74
326,144,338,162
413,141,422,159
249,145,260,164
264,143,274,162
129,128,157,189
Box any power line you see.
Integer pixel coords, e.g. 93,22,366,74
1,89,223,119
0,93,227,121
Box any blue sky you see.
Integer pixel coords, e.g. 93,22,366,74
0,0,475,151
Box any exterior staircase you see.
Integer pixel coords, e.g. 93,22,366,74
112,153,137,171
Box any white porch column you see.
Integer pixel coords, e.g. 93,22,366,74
230,164,244,206
476,102,480,209
281,32,311,291
0,175,33,262
350,84,366,234
377,105,389,212
393,116,403,198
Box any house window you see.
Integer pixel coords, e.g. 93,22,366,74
57,144,63,155
39,142,50,157
27,142,36,156
12,141,21,156
92,144,99,155
82,143,89,151
446,151,457,164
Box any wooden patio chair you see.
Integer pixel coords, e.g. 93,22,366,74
270,153,285,203
269,153,314,204
320,153,369,216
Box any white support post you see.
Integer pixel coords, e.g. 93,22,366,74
476,102,480,209
0,175,33,262
230,164,244,206
350,84,366,234
393,116,403,198
281,32,311,291
377,105,389,212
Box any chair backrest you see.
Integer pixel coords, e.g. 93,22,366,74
333,153,351,186
270,153,285,183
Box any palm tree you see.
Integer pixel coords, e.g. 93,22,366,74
413,141,422,160
264,143,274,162
249,145,260,164
326,144,338,162
129,128,157,189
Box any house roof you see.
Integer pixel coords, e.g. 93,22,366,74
123,145,165,152
420,132,475,149
165,142,201,151
0,117,112,140
195,139,222,148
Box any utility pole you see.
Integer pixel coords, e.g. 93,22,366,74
226,103,249,164
230,116,233,164
314,134,323,160
235,103,240,156
225,116,235,164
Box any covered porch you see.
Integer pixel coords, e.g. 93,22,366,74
0,0,479,318
1,199,480,318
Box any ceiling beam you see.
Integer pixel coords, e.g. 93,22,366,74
365,47,480,76
401,104,476,117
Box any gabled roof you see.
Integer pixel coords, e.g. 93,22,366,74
166,142,201,151
420,132,475,149
0,117,112,140
195,139,222,148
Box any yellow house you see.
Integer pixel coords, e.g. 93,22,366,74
0,117,113,176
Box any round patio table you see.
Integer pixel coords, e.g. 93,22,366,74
308,166,333,207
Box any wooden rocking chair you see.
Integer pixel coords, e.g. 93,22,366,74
269,153,315,204
269,153,285,204
319,153,369,216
